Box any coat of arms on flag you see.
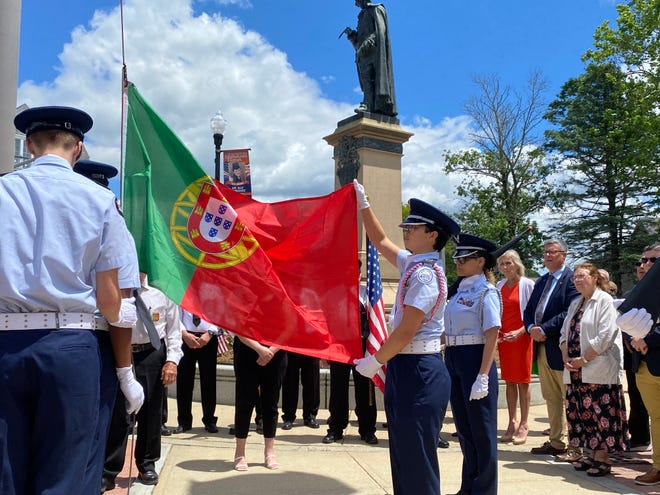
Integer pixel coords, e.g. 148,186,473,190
187,181,245,254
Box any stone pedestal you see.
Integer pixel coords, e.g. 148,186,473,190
324,112,413,305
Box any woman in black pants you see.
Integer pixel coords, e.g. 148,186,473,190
232,336,287,471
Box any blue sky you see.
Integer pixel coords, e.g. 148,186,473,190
17,0,620,205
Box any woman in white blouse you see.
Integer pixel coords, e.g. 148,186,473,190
559,262,628,477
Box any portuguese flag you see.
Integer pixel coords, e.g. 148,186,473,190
123,83,361,362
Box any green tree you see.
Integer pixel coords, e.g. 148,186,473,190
443,72,559,268
584,0,660,90
544,62,660,286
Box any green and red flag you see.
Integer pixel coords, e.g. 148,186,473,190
123,83,361,362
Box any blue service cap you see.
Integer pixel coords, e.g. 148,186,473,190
452,233,497,259
399,198,460,237
14,106,93,140
74,159,118,189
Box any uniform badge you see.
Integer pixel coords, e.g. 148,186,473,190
416,267,434,284
456,297,475,307
152,312,161,322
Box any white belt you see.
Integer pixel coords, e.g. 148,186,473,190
399,339,443,355
0,313,108,331
445,334,485,347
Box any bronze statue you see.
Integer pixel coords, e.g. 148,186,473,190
341,1,397,117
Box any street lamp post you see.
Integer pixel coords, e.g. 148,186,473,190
210,110,227,181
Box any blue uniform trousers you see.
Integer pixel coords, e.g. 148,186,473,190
385,353,450,495
446,345,498,495
82,332,118,494
0,329,102,495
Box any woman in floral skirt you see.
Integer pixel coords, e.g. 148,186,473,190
559,262,628,477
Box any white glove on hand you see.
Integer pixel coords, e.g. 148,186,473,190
109,297,138,328
617,307,653,339
469,374,489,401
353,179,371,210
354,354,382,378
116,366,144,414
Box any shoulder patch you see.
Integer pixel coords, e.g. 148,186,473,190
416,266,435,285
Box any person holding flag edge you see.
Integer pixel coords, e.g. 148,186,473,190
353,180,459,495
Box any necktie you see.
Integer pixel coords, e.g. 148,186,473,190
192,314,201,326
534,275,553,326
133,289,162,350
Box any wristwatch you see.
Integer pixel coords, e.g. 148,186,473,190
581,355,589,364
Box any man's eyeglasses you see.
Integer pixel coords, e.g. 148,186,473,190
542,250,565,256
635,257,658,267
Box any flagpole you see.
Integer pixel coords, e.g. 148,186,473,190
119,0,128,204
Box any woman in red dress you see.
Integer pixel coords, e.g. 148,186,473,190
496,249,534,444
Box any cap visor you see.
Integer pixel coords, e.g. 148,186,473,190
452,249,482,259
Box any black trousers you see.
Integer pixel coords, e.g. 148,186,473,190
328,361,377,436
103,343,166,479
176,335,218,428
281,352,320,422
625,347,650,445
233,338,287,438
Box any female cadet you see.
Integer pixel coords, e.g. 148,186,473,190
444,234,502,495
353,180,460,495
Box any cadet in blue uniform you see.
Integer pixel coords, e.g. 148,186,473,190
444,234,502,495
0,107,141,495
353,180,459,495
74,159,143,494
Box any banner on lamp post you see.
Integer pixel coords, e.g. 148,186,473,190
223,148,252,197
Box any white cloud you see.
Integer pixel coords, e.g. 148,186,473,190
17,0,471,206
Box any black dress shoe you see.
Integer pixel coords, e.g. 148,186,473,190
322,431,344,443
160,425,172,436
137,469,159,485
173,425,191,434
361,433,379,445
530,441,567,456
204,423,219,433
281,420,293,430
304,418,320,429
437,436,449,449
100,477,115,493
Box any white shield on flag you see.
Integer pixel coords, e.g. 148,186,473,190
199,197,238,243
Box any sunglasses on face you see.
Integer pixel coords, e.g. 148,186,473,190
636,257,658,267
401,225,426,234
454,255,481,265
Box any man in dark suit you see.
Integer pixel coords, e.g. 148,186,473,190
523,239,579,456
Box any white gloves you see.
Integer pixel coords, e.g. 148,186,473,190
116,366,144,414
354,354,382,378
469,374,489,401
109,297,138,328
617,307,653,339
353,179,371,210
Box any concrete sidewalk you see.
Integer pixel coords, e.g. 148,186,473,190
107,398,657,495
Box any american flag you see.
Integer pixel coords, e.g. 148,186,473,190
217,329,230,354
365,237,387,392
